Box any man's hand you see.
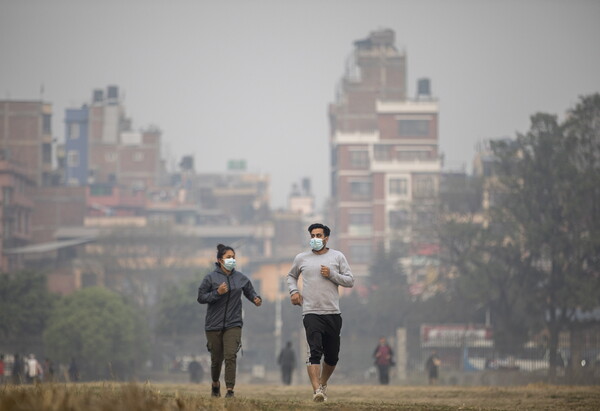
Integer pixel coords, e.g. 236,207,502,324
217,282,228,295
320,265,330,278
253,296,262,306
290,292,303,306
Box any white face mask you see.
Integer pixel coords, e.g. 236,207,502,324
223,258,236,270
310,238,324,251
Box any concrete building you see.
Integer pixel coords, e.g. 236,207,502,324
0,156,35,271
328,28,441,284
0,101,54,187
64,86,163,191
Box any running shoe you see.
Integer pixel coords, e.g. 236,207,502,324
211,384,221,397
313,387,327,402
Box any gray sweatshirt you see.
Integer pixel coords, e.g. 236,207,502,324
287,248,354,315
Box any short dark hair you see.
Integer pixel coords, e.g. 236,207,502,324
308,223,330,237
216,243,235,260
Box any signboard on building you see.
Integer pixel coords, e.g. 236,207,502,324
227,159,247,171
420,324,493,347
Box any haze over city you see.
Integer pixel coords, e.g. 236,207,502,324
1,0,599,208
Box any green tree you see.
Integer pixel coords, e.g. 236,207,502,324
44,287,148,380
341,246,411,336
0,271,57,346
440,219,541,354
487,94,600,380
155,270,209,337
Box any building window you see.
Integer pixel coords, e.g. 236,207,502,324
349,180,371,200
349,211,372,235
69,123,80,139
349,243,371,264
413,175,436,198
43,143,52,163
2,187,13,206
133,152,144,162
389,178,408,196
398,119,429,137
105,152,117,162
349,150,369,168
43,114,52,134
3,221,10,239
374,144,392,161
67,150,79,167
89,185,113,196
396,150,431,161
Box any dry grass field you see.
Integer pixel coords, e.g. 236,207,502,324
1,382,600,410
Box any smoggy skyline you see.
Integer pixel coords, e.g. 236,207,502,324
1,0,599,208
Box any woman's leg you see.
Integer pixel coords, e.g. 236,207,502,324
222,327,242,391
206,330,224,385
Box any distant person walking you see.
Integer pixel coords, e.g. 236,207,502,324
12,353,24,384
277,341,296,385
425,351,441,385
0,354,5,384
373,337,394,385
188,356,203,383
25,354,42,384
68,357,80,382
197,243,262,398
287,223,354,402
43,358,55,382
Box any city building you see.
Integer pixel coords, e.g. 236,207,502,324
328,28,442,284
0,100,54,187
64,86,163,191
0,155,35,271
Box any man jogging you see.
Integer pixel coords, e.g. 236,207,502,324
287,223,354,402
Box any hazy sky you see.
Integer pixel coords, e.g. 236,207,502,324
1,0,599,209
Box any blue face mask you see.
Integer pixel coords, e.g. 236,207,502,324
223,258,236,271
310,238,324,251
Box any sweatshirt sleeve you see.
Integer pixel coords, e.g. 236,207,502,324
287,255,301,295
197,274,221,304
328,252,354,288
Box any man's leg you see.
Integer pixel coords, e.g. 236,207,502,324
320,314,342,388
304,315,325,392
307,364,321,391
320,362,336,387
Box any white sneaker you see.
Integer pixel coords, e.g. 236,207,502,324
320,384,328,395
313,387,326,402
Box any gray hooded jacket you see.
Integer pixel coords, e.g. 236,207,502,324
197,264,260,331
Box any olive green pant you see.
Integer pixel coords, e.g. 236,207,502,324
206,327,242,388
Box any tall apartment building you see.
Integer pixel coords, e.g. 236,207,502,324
0,101,54,187
328,29,441,284
0,156,35,271
64,86,162,191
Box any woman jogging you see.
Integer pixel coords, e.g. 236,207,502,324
197,243,262,398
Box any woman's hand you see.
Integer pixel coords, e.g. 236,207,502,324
253,296,262,306
217,282,228,295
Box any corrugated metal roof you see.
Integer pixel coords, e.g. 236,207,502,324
3,237,95,254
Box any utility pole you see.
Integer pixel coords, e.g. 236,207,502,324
275,271,283,362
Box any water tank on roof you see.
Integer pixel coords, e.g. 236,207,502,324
92,89,103,103
417,78,431,96
107,85,119,104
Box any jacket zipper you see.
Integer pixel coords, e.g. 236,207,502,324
221,274,232,331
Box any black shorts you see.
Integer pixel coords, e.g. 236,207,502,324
303,313,342,366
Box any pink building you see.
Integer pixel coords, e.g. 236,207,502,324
328,29,441,285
